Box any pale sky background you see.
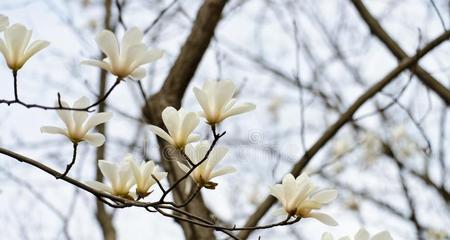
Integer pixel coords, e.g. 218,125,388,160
0,0,449,239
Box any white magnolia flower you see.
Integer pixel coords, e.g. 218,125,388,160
0,15,9,32
81,27,163,80
127,155,167,198
193,80,256,124
86,158,135,199
269,173,338,226
40,97,112,147
0,23,49,70
149,106,200,149
321,228,393,240
177,141,236,189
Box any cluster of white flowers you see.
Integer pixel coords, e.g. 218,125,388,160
0,15,161,78
0,14,397,238
85,154,167,200
322,228,393,240
270,173,338,225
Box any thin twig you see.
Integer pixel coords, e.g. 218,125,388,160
0,76,122,112
57,143,78,179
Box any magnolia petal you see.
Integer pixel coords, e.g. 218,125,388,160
122,27,143,50
96,30,119,64
149,125,174,145
129,67,146,80
83,112,113,132
153,171,167,181
354,228,370,240
98,160,118,185
0,15,9,32
206,146,228,173
83,133,105,147
214,80,236,111
128,157,143,188
282,174,297,193
181,112,199,138
40,126,67,135
308,212,338,226
193,88,213,121
321,232,334,240
80,59,112,72
117,162,134,190
85,180,112,194
125,43,147,65
56,101,73,130
312,189,338,204
222,98,237,113
187,134,201,144
138,49,164,65
371,231,394,240
161,107,179,134
0,39,9,61
142,161,156,178
269,184,284,202
210,166,236,179
195,141,211,161
22,40,49,65
299,200,322,210
184,143,197,164
222,103,256,119
177,162,191,173
5,24,31,61
72,97,90,126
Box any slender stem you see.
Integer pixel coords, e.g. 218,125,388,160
13,70,18,101
86,78,121,109
57,143,78,179
172,186,201,208
159,129,226,202
0,77,122,112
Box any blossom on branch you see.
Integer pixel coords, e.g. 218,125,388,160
269,173,338,226
321,228,393,240
149,106,200,149
81,27,163,80
178,141,236,189
0,23,49,71
0,15,9,32
86,158,135,199
193,80,255,124
128,155,167,199
40,96,112,147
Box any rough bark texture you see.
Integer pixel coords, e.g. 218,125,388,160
143,0,227,239
95,1,117,240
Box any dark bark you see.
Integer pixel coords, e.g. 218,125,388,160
143,0,228,239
